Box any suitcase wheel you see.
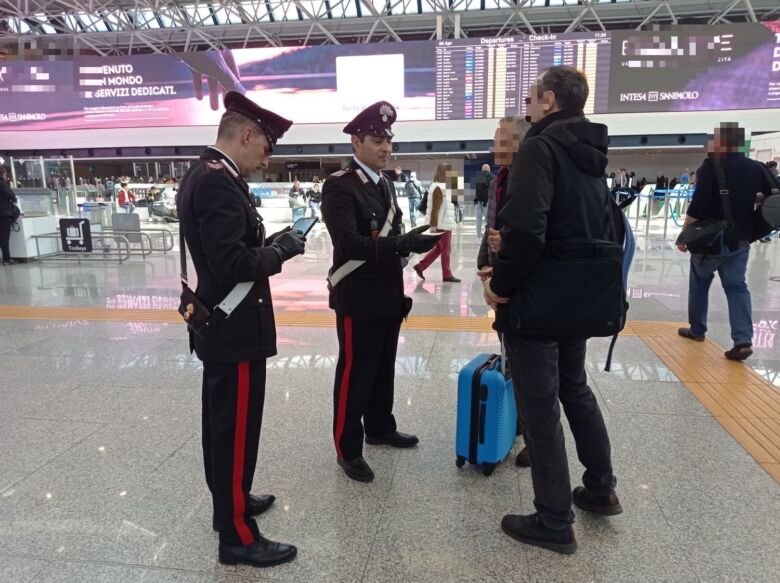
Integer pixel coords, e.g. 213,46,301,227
455,456,466,468
482,463,496,477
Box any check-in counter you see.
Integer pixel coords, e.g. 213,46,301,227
9,215,60,260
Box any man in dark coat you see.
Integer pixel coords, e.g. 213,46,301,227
0,167,18,265
486,66,622,555
320,101,438,483
177,92,305,568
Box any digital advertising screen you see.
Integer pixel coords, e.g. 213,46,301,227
0,41,436,130
609,21,780,113
0,21,778,132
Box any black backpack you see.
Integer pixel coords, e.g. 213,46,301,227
508,135,634,370
475,177,490,204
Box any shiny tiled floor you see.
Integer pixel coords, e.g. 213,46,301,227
1,218,779,582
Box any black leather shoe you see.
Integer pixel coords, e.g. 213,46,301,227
365,431,419,448
515,447,531,467
443,276,461,283
413,265,425,280
337,456,375,482
213,494,276,531
725,344,753,361
501,513,577,555
218,536,297,567
573,486,623,516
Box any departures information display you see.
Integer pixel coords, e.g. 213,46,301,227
435,32,611,121
1,21,778,131
519,32,612,117
436,38,522,120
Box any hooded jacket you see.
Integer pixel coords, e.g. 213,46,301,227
490,111,611,331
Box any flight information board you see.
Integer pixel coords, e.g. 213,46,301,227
519,32,612,116
435,32,612,120
435,38,522,120
1,21,778,131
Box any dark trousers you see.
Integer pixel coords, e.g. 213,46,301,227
333,315,399,460
0,216,11,261
504,335,616,529
202,360,266,546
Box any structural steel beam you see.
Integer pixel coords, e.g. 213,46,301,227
1,0,778,54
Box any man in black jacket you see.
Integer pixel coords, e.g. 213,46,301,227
0,167,18,265
486,66,621,554
177,92,304,568
321,101,438,483
677,123,775,361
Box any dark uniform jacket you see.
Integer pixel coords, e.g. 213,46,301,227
177,147,283,363
0,180,17,217
321,160,406,319
491,112,612,334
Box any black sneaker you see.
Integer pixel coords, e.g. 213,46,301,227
573,486,623,516
501,513,577,555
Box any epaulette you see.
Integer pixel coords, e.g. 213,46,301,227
329,168,352,179
205,160,226,172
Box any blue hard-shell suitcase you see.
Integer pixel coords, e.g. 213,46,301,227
456,353,517,476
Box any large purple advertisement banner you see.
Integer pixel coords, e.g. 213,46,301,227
0,21,778,131
609,21,780,113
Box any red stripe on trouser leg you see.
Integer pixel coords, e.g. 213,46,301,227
232,361,254,546
334,316,354,460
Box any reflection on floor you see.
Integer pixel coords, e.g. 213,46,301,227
1,221,779,582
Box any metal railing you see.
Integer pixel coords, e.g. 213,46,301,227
30,233,131,263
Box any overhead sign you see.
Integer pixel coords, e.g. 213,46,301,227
59,218,92,252
0,21,778,131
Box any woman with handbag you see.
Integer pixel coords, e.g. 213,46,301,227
413,163,461,283
0,167,18,265
288,180,307,222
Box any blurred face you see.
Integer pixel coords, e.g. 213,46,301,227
493,121,522,166
353,134,392,172
237,126,272,175
525,78,557,123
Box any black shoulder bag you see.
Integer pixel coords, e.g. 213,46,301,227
677,161,734,255
754,163,780,235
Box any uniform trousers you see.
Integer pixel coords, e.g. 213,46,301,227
202,359,266,546
333,315,400,460
0,216,12,261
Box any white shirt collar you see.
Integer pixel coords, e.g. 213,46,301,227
353,157,382,185
209,146,241,178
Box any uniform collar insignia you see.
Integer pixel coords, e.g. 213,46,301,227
355,168,370,185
